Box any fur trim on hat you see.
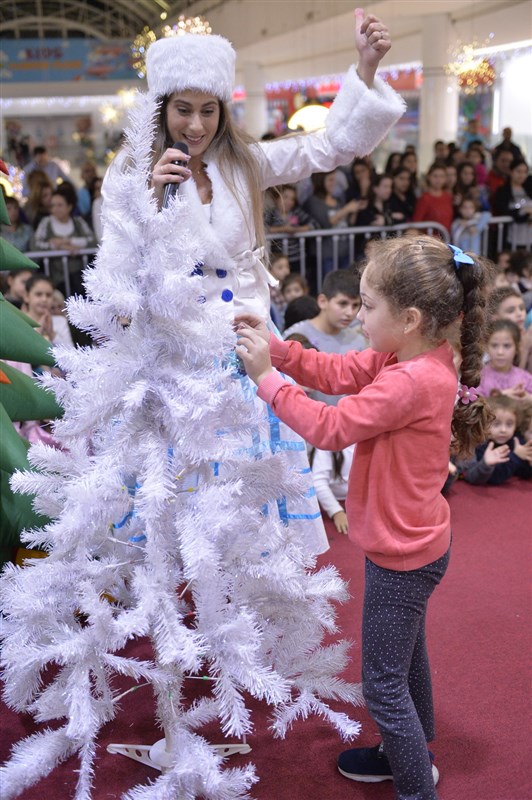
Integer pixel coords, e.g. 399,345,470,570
146,34,236,102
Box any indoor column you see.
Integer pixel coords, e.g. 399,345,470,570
242,61,268,139
419,14,459,170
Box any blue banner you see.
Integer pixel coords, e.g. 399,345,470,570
0,38,138,82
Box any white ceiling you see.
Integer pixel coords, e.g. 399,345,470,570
184,0,531,80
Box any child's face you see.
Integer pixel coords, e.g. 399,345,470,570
402,153,417,173
280,189,296,213
353,163,370,182
324,172,337,195
375,178,392,201
50,194,72,223
459,165,475,186
459,200,476,219
358,271,404,352
270,257,290,282
40,186,53,208
26,280,53,316
6,201,20,225
50,290,65,316
512,163,529,186
282,281,306,304
487,330,516,370
429,169,447,190
445,166,457,188
496,295,526,331
7,270,32,300
489,409,517,445
496,252,510,271
393,171,410,194
319,292,361,332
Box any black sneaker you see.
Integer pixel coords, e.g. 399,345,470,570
337,742,439,785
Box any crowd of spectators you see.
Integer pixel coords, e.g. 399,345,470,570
1,146,104,257
1,125,530,529
263,125,532,285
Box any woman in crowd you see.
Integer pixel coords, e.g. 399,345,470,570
493,158,532,249
389,166,415,223
304,170,363,273
31,189,96,294
24,170,53,229
455,160,490,211
1,196,32,252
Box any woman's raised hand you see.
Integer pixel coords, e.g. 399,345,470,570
354,7,392,86
151,146,192,203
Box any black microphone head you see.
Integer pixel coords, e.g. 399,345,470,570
162,142,190,208
171,141,189,156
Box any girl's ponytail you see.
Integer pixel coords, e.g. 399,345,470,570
451,252,493,455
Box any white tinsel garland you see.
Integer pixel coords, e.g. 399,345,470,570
0,90,362,800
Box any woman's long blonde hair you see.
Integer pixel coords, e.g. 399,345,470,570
151,96,265,250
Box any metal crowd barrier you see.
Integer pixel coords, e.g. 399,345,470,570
480,215,532,256
267,216,531,290
23,247,98,298
267,221,450,290
13,216,530,299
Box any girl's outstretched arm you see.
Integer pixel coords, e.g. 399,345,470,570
237,329,418,452
236,325,380,397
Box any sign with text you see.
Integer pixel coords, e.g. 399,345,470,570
0,38,138,82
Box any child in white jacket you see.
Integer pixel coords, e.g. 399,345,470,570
311,445,355,534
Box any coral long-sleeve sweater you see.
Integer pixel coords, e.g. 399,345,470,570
258,335,457,571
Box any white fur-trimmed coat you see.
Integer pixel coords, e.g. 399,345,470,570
104,67,405,320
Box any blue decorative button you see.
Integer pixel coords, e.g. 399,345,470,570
221,289,233,302
216,269,228,278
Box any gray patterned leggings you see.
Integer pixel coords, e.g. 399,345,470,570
362,548,450,800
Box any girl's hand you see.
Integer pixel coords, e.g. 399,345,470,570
513,437,532,463
502,383,526,399
236,326,273,386
354,8,392,87
332,510,349,535
233,314,270,343
49,237,69,249
151,146,192,203
39,311,54,341
483,441,510,466
345,199,362,214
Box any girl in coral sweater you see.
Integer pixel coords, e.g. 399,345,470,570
235,236,492,800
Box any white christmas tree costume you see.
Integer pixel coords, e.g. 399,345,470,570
0,92,363,800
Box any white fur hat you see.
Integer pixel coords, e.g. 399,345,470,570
146,34,236,102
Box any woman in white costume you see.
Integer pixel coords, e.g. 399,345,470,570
104,8,405,555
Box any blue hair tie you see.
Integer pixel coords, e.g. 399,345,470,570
448,243,475,270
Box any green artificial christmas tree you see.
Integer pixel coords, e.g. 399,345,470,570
0,185,63,564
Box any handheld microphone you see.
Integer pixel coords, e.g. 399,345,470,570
162,141,189,209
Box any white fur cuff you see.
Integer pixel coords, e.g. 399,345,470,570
326,65,406,156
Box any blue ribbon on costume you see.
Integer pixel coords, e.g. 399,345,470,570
448,243,475,270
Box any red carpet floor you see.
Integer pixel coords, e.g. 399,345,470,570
1,479,530,800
